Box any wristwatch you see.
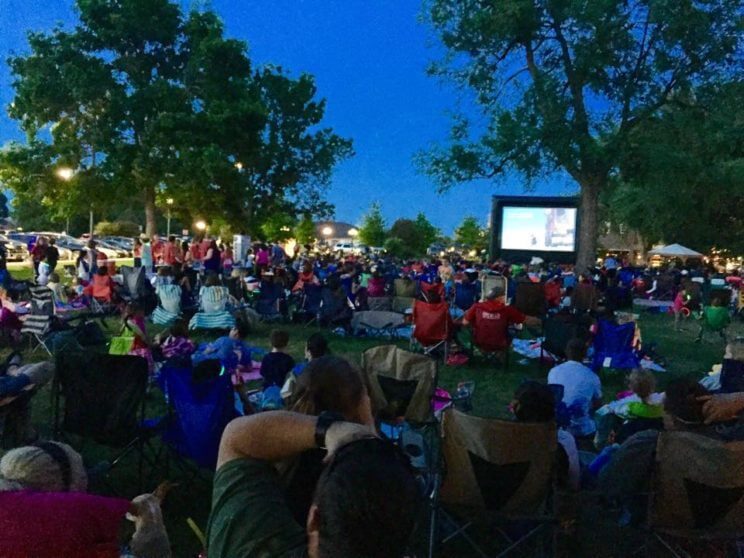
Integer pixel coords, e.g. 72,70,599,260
315,411,344,449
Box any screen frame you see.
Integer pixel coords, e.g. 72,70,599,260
490,195,580,264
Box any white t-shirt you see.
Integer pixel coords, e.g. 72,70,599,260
548,360,602,437
557,429,580,491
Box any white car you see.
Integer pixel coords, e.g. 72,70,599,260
333,242,355,254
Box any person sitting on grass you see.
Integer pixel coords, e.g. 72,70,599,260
192,319,252,373
46,273,68,306
154,320,195,366
0,287,23,343
260,329,296,389
122,302,154,374
547,338,603,444
206,411,420,558
281,333,330,400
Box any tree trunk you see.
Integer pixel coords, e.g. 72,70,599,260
576,178,601,272
144,185,157,238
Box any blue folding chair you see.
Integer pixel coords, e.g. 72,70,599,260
158,364,237,470
592,320,639,371
299,283,322,323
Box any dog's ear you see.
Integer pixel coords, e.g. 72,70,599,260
152,481,178,503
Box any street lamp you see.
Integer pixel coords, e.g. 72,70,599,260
56,167,86,234
195,220,207,232
166,198,174,237
322,226,333,237
348,227,358,248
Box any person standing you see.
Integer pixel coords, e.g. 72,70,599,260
45,238,60,273
151,235,164,266
162,235,182,266
133,238,143,268
30,236,48,278
141,238,153,272
85,240,99,275
203,239,222,274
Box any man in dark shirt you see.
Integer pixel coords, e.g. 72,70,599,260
207,411,420,557
45,238,60,272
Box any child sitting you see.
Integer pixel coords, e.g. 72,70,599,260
191,320,252,373
47,273,68,306
156,320,195,364
122,302,154,374
260,329,295,389
625,369,663,420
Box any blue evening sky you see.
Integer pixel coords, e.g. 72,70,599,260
0,0,576,234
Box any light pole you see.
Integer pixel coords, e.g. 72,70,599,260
348,227,358,249
55,167,80,235
195,220,207,234
321,226,333,249
166,198,174,237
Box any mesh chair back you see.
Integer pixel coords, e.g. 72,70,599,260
514,282,546,316
420,281,445,303
440,409,557,514
651,431,744,537
302,284,322,314
160,365,236,469
412,301,452,346
55,351,148,446
361,345,437,423
481,275,507,302
394,278,416,298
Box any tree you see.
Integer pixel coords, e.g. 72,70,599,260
358,202,387,247
294,214,316,246
3,1,351,237
0,193,9,220
608,81,744,254
260,213,296,242
387,218,433,258
414,212,440,251
421,0,741,270
455,216,489,253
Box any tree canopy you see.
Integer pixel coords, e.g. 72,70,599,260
385,214,439,258
455,216,489,254
608,81,744,254
1,0,351,236
421,0,742,269
358,201,387,247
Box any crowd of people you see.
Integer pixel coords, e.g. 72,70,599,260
0,233,742,556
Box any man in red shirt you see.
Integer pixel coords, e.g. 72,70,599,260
463,285,541,353
161,235,182,266
150,235,164,265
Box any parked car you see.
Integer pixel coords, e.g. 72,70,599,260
0,235,29,262
333,242,355,254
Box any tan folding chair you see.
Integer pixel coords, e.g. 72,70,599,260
437,408,558,557
645,431,744,557
360,345,437,424
481,274,508,303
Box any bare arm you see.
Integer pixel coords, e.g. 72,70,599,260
216,411,375,471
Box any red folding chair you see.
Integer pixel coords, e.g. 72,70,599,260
411,300,453,360
471,305,511,366
420,281,445,303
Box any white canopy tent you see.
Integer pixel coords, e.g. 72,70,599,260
648,243,704,258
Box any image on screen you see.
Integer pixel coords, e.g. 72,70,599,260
500,206,577,252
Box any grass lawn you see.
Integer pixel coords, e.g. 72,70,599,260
5,297,741,556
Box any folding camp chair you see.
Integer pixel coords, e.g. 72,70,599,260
361,345,438,425
572,283,598,313
255,280,285,322
655,274,675,301
297,283,322,324
52,351,153,490
367,295,393,311
393,277,417,313
592,320,640,371
696,305,730,343
86,274,118,316
434,408,558,558
20,285,56,356
420,281,445,303
481,274,508,302
120,266,157,314
411,300,453,360
637,431,744,557
514,282,546,317
544,279,562,309
151,284,182,326
351,310,406,339
540,313,580,366
318,287,352,329
469,305,514,367
189,286,236,330
158,364,237,472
